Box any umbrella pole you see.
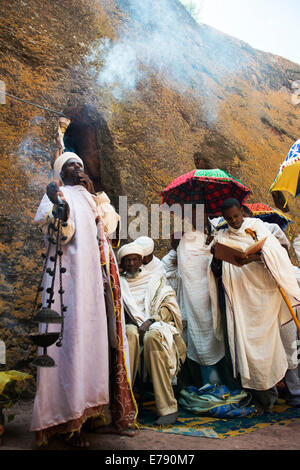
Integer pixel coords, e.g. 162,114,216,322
277,285,300,336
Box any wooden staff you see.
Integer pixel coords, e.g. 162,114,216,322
55,117,71,161
277,285,300,335
245,228,300,334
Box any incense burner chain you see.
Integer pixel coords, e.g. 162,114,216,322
29,198,68,367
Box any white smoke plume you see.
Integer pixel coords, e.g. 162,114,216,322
86,0,250,121
17,116,54,191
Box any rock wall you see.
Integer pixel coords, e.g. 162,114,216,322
0,0,300,369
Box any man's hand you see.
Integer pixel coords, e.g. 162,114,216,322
47,181,65,204
235,252,262,266
77,172,96,194
138,319,153,336
205,235,214,246
46,181,70,221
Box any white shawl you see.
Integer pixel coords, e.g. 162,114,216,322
142,255,167,278
120,271,182,376
161,249,178,293
263,222,290,248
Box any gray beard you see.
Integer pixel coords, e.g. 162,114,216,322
124,269,142,279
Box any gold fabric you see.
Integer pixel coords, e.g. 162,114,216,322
126,325,178,416
0,370,32,396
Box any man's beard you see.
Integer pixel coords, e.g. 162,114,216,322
124,268,142,279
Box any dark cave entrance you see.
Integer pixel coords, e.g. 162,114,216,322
62,105,119,204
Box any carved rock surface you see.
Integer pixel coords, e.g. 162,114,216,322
0,0,300,369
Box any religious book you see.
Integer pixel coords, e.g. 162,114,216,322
213,237,267,267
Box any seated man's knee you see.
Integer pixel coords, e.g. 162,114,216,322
126,324,139,342
144,329,162,352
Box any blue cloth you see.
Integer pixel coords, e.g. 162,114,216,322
179,384,256,418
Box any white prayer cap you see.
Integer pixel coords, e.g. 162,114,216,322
135,236,154,256
54,152,84,181
117,242,144,263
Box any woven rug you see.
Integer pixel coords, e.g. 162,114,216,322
138,398,300,439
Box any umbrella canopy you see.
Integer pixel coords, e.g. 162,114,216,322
160,169,252,217
216,202,293,231
270,138,300,198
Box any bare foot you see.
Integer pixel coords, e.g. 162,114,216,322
87,424,136,437
65,432,90,448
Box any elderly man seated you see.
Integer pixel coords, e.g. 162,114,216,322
118,242,186,425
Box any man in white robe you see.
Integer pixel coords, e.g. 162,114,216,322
31,152,136,447
209,198,300,410
241,205,300,406
135,236,166,278
118,242,186,425
176,225,225,387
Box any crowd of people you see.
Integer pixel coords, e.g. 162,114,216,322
30,151,300,448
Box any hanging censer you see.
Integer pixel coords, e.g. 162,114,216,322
29,196,68,367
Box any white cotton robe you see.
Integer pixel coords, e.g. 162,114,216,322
31,185,110,432
161,249,178,293
177,230,225,366
143,256,166,278
209,217,300,391
263,222,290,248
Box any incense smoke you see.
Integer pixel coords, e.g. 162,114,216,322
86,0,251,122
18,116,54,191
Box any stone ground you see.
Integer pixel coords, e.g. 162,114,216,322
1,399,300,451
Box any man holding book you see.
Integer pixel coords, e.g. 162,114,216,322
208,198,300,411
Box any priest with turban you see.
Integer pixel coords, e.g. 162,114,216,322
31,152,137,447
118,242,186,425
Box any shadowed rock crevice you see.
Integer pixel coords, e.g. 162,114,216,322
63,105,121,206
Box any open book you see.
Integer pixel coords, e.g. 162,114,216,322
214,237,267,267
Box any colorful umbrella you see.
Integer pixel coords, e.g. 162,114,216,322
270,138,300,207
216,202,293,231
160,169,252,217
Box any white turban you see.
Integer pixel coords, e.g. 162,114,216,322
117,242,144,264
135,236,154,256
54,152,84,182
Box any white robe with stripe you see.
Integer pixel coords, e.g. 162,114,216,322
209,217,300,390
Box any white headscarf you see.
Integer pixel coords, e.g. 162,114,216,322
117,242,144,264
135,236,154,256
54,152,84,182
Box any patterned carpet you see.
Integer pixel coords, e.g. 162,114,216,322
138,398,300,439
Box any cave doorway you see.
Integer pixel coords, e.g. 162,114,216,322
62,105,119,204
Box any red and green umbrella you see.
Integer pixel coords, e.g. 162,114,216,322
217,202,293,231
160,169,252,217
